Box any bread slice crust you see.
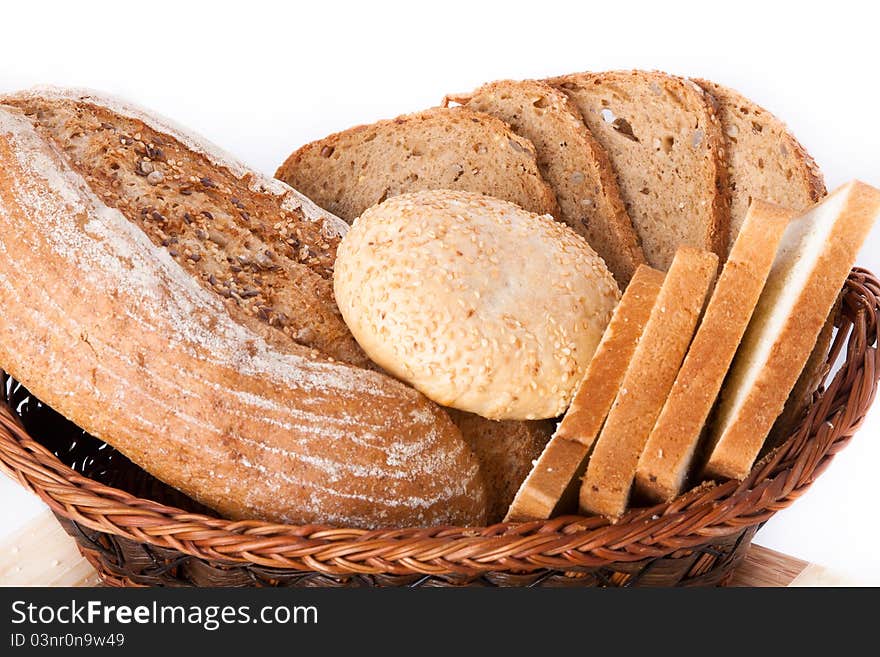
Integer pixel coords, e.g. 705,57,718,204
546,70,729,270
505,265,663,521
275,106,559,222
445,80,644,286
695,79,825,246
580,247,718,518
635,201,793,502
704,182,880,480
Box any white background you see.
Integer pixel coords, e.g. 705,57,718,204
1,0,878,582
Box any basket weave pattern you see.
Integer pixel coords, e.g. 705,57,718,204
0,269,877,587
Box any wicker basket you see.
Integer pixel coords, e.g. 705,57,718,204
0,269,877,587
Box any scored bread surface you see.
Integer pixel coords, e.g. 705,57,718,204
0,95,487,529
275,106,559,222
704,182,880,480
505,265,664,521
634,201,793,503
695,79,825,246
546,70,729,270
446,80,645,286
580,247,718,518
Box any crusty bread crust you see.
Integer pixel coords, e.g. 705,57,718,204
694,79,826,245
546,70,729,270
445,80,645,286
0,101,487,529
505,265,663,521
705,182,880,480
635,201,793,502
276,106,559,222
580,247,718,518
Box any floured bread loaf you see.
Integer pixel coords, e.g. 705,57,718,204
0,90,487,529
445,80,645,286
334,190,620,420
275,106,559,222
546,70,729,270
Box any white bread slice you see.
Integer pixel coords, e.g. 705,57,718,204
504,265,664,521
704,181,880,480
634,201,793,503
580,247,718,518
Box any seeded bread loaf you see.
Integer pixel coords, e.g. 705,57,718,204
275,106,559,222
0,89,487,528
446,409,553,523
580,247,718,518
546,70,729,270
635,201,793,503
695,79,825,245
505,265,663,521
334,190,620,420
704,182,880,480
445,80,645,286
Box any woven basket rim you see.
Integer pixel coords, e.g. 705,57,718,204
1,268,877,578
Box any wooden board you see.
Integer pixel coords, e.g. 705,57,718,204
0,511,850,587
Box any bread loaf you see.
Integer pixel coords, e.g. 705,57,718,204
0,90,487,528
275,107,559,222
546,70,729,270
445,80,645,286
333,190,620,420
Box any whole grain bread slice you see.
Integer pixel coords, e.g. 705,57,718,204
275,106,559,222
704,182,880,480
580,247,718,519
545,70,729,270
695,79,825,246
444,80,644,286
447,410,553,523
505,265,664,521
634,201,793,503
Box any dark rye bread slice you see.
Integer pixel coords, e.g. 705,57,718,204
444,80,645,286
275,106,560,222
545,70,729,270
695,79,826,246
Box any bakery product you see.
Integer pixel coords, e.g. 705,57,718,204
634,201,793,503
275,106,559,222
3,88,369,368
695,79,825,246
580,247,718,518
0,92,487,528
704,182,880,480
505,265,663,521
447,409,553,523
545,70,729,270
333,190,620,420
445,80,645,286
